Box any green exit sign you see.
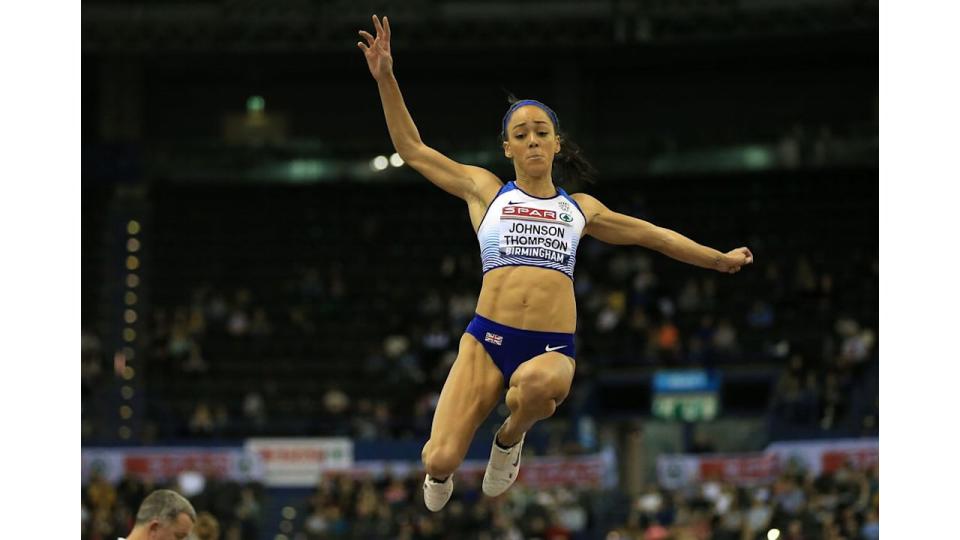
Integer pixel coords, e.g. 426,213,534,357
652,393,719,422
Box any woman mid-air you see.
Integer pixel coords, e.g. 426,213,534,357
357,15,753,511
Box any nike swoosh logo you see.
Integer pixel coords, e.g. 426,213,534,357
507,200,527,205
544,344,568,352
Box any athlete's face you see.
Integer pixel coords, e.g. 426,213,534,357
502,106,561,176
146,513,194,540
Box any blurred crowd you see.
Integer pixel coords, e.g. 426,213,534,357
97,245,875,444
607,462,879,540
291,472,590,540
81,460,878,540
79,170,877,447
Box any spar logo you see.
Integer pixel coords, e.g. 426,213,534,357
560,213,573,223
502,206,557,221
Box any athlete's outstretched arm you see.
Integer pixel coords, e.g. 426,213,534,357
357,15,500,202
572,193,754,273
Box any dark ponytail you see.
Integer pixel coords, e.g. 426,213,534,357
554,130,598,185
500,92,598,185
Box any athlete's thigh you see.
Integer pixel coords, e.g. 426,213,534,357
508,352,576,403
429,333,505,446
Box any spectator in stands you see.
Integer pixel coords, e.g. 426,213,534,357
783,519,806,540
193,512,220,540
167,316,194,362
643,520,670,540
182,343,208,374
116,473,147,520
860,506,879,540
226,308,250,337
188,402,215,435
233,487,261,539
249,308,272,337
743,489,773,540
205,291,229,325
655,319,681,364
711,318,739,359
81,329,103,388
819,372,845,429
86,470,117,527
120,489,196,540
242,391,267,428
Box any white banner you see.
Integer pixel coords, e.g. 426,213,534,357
656,455,702,490
244,437,354,487
82,450,128,483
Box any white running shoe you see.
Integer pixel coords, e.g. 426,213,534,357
482,429,525,497
423,474,454,512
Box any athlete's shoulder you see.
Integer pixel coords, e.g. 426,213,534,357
569,192,597,204
464,165,505,191
465,166,507,203
569,192,602,220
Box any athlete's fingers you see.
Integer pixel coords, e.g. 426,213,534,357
359,30,375,47
383,16,391,40
373,14,384,37
357,41,369,52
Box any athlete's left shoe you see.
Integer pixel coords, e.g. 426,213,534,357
423,473,454,512
482,427,525,497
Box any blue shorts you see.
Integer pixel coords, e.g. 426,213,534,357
465,313,576,386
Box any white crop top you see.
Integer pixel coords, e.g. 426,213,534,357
477,181,587,279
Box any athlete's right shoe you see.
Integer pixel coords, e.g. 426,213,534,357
482,430,525,497
423,474,454,512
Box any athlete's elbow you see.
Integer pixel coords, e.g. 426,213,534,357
396,143,428,166
645,228,673,253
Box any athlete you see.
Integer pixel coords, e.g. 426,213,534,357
357,15,753,511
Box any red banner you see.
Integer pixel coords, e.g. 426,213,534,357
658,453,777,489
82,448,263,484
698,453,780,483
658,439,878,488
822,448,879,473
124,452,234,479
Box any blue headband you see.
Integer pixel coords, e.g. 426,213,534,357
501,99,560,138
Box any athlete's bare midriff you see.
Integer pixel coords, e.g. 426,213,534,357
475,266,577,333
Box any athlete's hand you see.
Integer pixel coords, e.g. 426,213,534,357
357,14,393,81
719,247,754,274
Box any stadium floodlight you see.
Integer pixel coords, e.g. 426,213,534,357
767,529,780,540
390,152,404,167
371,155,389,171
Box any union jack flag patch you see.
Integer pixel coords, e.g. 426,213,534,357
484,332,503,346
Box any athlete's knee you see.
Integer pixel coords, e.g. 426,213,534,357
422,441,464,478
515,369,569,404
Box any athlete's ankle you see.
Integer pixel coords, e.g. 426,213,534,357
495,425,522,449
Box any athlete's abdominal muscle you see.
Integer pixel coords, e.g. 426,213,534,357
476,266,577,333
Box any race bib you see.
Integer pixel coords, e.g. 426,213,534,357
498,206,575,265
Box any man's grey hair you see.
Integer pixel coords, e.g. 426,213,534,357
135,489,197,525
